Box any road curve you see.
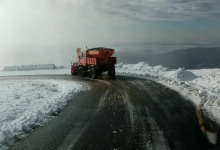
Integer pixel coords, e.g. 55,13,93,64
0,74,214,150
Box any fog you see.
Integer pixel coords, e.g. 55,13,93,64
0,0,149,69
0,0,220,70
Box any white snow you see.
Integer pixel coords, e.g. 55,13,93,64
189,69,220,77
0,79,88,149
115,62,220,125
164,68,199,81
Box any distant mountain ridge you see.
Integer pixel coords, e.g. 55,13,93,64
116,47,220,69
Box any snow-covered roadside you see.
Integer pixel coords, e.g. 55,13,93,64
0,79,88,150
115,62,220,125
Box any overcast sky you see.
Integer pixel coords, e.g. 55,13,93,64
0,0,220,69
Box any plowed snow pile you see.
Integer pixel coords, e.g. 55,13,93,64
0,80,88,149
115,62,168,76
116,62,198,81
116,62,220,124
164,68,199,81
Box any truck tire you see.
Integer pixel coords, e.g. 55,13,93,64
108,65,115,77
108,69,115,77
90,68,98,79
79,67,86,77
97,69,102,75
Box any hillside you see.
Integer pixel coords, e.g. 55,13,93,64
116,47,220,69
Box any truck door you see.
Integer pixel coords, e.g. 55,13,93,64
80,52,86,66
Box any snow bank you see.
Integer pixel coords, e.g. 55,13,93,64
164,68,199,81
115,62,168,78
0,79,88,149
116,62,198,81
116,62,220,125
189,69,220,77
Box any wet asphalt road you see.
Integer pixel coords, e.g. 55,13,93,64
0,74,217,150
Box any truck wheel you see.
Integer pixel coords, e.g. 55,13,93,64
90,68,97,79
79,67,86,77
97,69,102,75
108,69,115,77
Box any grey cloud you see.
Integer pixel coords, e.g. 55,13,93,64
85,0,220,21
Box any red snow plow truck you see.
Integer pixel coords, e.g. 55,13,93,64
71,47,117,79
